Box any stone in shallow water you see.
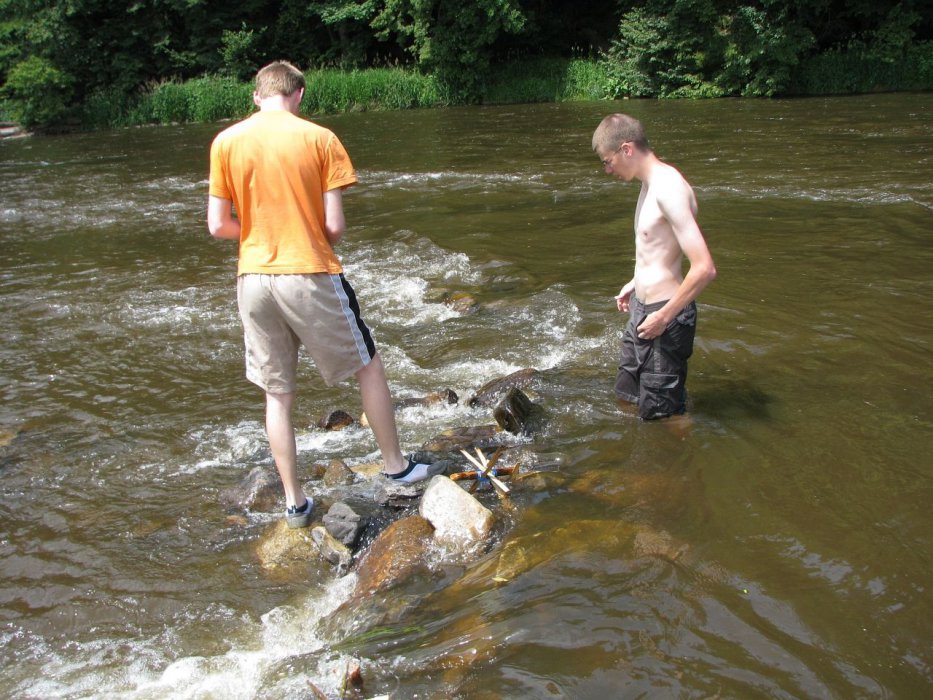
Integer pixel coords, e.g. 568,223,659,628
468,367,541,407
317,409,356,430
420,424,503,453
443,291,479,314
420,475,495,547
353,515,435,596
255,520,315,570
311,526,353,568
323,501,365,547
219,465,279,512
322,458,356,487
493,387,544,435
396,388,459,409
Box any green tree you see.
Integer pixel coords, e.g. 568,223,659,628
372,0,526,99
1,53,72,126
307,0,380,67
601,0,821,97
716,3,815,96
221,23,263,81
602,0,724,98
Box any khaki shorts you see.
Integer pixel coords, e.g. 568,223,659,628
236,273,376,392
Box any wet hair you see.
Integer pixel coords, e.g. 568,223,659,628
592,114,650,155
254,61,305,99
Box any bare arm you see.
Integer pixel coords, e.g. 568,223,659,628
615,277,636,312
323,188,346,245
207,195,241,240
636,179,716,339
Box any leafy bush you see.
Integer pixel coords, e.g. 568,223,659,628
220,25,263,82
79,88,135,130
562,59,610,101
482,58,568,104
716,5,814,96
1,55,73,128
600,2,725,99
597,1,848,98
143,81,191,123
373,0,526,100
791,41,933,95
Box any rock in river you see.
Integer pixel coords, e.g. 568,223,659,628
353,515,435,597
468,367,541,407
493,387,544,435
420,475,495,547
311,526,353,569
323,501,365,547
220,465,280,513
317,409,356,430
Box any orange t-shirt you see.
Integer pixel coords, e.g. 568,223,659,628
209,110,358,275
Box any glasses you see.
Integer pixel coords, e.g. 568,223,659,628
600,143,629,167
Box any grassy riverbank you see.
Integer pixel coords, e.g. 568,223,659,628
76,59,608,130
7,47,932,133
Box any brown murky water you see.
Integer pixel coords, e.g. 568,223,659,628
1,93,931,698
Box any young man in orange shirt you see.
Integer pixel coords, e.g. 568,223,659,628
208,61,441,528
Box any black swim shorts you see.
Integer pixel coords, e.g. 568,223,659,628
614,297,697,420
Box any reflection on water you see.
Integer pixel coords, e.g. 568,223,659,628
1,94,931,698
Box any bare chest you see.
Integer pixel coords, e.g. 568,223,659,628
634,185,673,250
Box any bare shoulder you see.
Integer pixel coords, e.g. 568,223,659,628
653,161,697,213
654,161,692,191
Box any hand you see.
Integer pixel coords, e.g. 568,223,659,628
614,284,634,312
636,311,669,340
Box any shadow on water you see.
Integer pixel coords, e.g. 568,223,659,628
692,376,775,422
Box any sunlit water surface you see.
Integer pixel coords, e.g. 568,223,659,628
1,94,931,698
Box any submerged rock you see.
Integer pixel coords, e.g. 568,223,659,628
374,480,423,508
468,368,541,408
349,461,383,478
361,389,459,427
420,476,495,547
396,388,459,410
490,519,639,584
0,426,23,449
443,291,479,315
255,520,317,571
219,465,280,512
421,424,504,453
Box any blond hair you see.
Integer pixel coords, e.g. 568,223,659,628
592,113,650,154
254,61,305,99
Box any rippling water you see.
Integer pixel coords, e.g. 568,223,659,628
1,94,931,698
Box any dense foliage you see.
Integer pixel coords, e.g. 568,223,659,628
1,0,929,129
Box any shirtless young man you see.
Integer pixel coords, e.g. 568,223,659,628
593,114,716,420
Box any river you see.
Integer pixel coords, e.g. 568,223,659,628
1,93,931,698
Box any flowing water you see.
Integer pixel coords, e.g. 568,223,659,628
1,94,931,699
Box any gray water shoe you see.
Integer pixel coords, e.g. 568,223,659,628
285,498,314,528
382,455,445,483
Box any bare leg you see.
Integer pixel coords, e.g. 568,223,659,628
264,391,307,507
355,354,406,474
